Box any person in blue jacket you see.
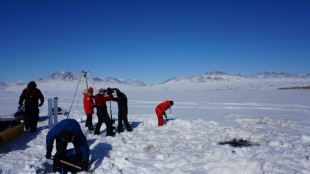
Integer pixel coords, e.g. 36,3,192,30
45,119,90,172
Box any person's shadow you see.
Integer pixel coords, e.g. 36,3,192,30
130,121,142,130
89,142,112,172
165,118,176,124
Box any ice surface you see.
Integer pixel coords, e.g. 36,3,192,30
0,85,310,173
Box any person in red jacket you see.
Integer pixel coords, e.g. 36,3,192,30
83,87,95,130
94,88,115,136
155,100,174,126
19,81,44,132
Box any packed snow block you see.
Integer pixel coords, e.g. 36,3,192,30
0,118,24,146
218,139,258,148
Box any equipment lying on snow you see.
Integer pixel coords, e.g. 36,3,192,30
52,107,68,115
218,138,259,148
0,117,24,146
13,109,25,120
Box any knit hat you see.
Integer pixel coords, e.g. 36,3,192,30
88,87,93,93
98,88,105,94
27,81,37,88
170,100,174,106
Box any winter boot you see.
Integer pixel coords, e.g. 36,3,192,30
53,161,62,173
94,130,100,135
126,126,132,132
88,126,94,131
106,132,116,137
117,125,124,133
30,127,36,133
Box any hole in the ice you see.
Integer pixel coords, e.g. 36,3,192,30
218,138,259,147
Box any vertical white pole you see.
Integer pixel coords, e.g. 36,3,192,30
54,97,58,125
48,98,53,129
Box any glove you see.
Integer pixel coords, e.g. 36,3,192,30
39,103,43,107
18,106,23,113
45,147,52,159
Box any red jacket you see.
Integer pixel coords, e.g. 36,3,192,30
157,100,171,113
83,93,94,114
94,94,113,107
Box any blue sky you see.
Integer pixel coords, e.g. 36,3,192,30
1,0,309,84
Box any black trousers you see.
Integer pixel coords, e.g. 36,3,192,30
95,107,114,135
53,138,82,172
85,114,93,127
24,108,39,132
118,112,130,128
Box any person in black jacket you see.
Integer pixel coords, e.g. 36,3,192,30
18,81,44,132
113,88,132,132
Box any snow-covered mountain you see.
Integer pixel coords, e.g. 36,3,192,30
0,82,7,89
2,71,310,91
37,72,80,82
158,70,310,91
12,81,27,86
250,71,298,79
164,70,244,83
37,71,146,86
302,73,310,78
121,79,146,86
164,70,310,83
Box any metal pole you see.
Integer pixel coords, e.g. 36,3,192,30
54,97,58,125
67,74,82,118
81,70,89,89
48,98,53,129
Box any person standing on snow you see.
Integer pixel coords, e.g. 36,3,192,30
155,100,174,126
94,88,115,136
45,119,90,172
18,81,44,132
83,87,95,130
113,88,132,132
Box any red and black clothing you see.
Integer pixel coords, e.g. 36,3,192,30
19,86,44,132
94,93,114,136
155,101,172,126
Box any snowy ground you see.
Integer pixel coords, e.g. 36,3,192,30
1,88,310,174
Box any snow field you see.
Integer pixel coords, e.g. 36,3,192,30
0,89,310,173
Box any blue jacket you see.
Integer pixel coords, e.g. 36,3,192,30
46,119,90,161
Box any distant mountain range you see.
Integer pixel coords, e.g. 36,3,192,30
1,71,310,90
164,70,310,84
0,82,7,89
37,71,146,86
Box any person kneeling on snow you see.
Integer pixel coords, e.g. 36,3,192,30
45,119,90,172
155,100,174,126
